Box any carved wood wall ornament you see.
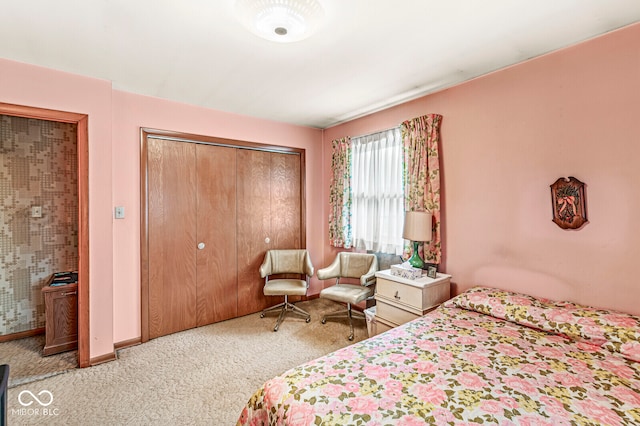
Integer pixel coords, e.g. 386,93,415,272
550,177,587,229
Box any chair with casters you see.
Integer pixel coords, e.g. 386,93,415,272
318,252,378,340
259,249,314,332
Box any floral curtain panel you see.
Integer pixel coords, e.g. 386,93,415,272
328,137,352,248
402,114,443,264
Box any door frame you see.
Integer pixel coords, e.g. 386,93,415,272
140,127,306,342
0,102,90,368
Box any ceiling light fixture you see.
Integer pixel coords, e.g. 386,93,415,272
234,0,325,43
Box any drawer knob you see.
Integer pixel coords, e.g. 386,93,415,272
394,291,400,300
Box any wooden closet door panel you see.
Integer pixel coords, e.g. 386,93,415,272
196,144,237,325
236,149,275,316
148,139,197,338
270,152,302,250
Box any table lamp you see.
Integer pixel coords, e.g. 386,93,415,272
402,211,432,269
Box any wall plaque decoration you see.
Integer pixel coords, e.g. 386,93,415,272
550,177,587,229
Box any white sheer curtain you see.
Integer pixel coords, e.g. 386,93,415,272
351,127,404,254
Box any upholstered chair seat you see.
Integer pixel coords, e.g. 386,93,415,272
318,252,378,340
259,249,314,332
317,284,373,305
263,279,308,296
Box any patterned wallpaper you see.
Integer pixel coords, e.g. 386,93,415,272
0,115,78,336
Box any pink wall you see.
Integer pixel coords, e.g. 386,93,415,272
111,91,323,343
324,23,640,315
3,22,639,359
0,59,115,358
1,59,323,355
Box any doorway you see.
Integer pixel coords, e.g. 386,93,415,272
0,102,90,368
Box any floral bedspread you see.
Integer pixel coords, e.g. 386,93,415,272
238,287,640,425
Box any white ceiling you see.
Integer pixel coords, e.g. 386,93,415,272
2,1,639,129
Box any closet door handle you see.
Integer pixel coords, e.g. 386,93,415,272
197,242,205,250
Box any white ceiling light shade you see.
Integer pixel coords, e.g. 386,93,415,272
235,0,325,43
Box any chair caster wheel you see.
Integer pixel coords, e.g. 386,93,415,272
306,317,311,323
348,335,354,341
321,318,326,324
273,326,279,332
260,313,265,318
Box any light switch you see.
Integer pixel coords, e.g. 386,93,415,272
31,206,42,218
114,206,125,219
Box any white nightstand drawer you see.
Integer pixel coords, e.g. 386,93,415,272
376,277,423,310
374,315,397,335
376,299,421,325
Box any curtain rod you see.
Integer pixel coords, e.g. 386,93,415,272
350,124,401,141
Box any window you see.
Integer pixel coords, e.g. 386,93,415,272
329,114,442,262
351,127,404,254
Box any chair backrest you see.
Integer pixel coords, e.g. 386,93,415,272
317,252,378,286
260,249,314,278
0,364,9,426
337,252,378,279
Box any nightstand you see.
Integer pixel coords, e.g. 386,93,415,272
374,269,451,332
42,282,78,356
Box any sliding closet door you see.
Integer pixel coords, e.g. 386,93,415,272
237,149,272,315
270,152,302,249
196,144,237,325
148,138,197,339
142,128,306,340
236,150,302,316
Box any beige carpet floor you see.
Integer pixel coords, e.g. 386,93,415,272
6,298,368,425
1,335,78,388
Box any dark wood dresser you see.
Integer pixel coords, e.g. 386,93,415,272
42,282,78,356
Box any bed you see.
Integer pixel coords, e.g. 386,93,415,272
237,286,640,425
